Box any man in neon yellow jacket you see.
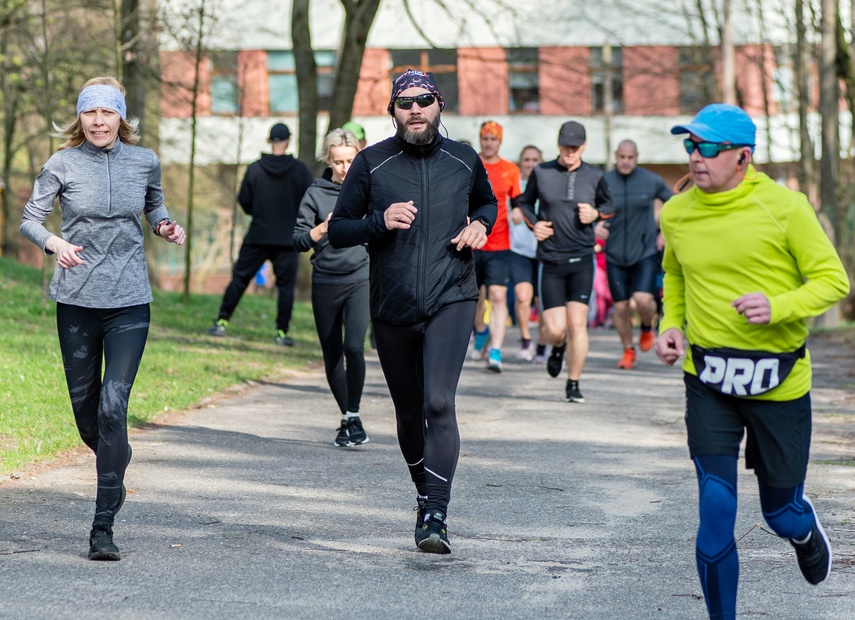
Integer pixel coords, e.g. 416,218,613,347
656,103,850,620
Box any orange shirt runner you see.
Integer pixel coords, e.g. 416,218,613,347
481,158,521,252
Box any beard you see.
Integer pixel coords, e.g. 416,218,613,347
398,114,440,145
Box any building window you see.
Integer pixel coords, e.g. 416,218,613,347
772,45,796,112
390,49,458,112
590,47,623,114
507,48,539,114
679,46,717,114
210,52,239,115
268,50,337,114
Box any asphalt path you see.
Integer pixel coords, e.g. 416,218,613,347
1,328,854,619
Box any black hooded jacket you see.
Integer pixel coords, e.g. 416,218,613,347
328,133,497,325
237,153,313,247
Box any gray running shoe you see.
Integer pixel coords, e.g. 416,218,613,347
274,330,294,346
207,319,228,337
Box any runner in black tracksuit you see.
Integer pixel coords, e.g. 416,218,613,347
328,69,497,554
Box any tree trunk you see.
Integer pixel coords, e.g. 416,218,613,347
602,45,613,171
721,0,735,104
291,0,318,168
816,0,843,327
122,0,147,137
819,0,839,237
795,0,815,200
183,0,206,301
753,1,775,179
326,0,382,133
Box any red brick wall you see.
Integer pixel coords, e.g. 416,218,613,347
735,44,773,115
623,46,680,116
238,50,268,117
160,50,211,117
539,47,591,116
458,47,508,116
353,49,391,116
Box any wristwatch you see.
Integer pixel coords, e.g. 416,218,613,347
473,216,490,229
154,218,171,236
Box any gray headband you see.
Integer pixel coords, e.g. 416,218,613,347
77,84,127,119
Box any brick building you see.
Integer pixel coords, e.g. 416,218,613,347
156,0,815,288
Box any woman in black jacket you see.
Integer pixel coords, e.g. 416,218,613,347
293,129,370,447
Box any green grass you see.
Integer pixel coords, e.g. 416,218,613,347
0,257,322,475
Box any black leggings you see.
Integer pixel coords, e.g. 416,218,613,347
56,303,149,526
372,301,475,514
311,279,370,414
218,243,299,333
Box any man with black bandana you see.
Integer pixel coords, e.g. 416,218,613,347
329,69,497,554
519,121,613,403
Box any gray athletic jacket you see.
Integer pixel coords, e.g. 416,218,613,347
293,170,369,286
603,166,673,266
20,139,171,308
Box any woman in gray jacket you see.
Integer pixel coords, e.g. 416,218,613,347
20,76,186,561
293,129,370,448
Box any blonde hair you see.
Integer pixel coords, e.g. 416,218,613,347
319,128,360,163
55,76,141,150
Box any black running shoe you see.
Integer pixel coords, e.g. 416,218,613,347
347,416,369,445
565,379,585,403
88,524,120,561
417,510,451,554
413,496,428,545
547,344,566,378
333,424,352,447
790,498,832,585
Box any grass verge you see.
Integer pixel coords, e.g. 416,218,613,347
0,257,322,475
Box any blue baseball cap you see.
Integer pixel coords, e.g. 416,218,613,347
671,103,756,151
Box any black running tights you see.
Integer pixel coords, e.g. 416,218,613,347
311,279,370,414
372,301,475,514
56,303,149,526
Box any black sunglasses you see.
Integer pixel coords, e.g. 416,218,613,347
683,139,749,158
395,94,436,110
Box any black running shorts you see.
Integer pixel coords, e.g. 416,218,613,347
509,251,537,287
606,254,659,302
684,372,811,488
475,250,511,288
538,256,595,310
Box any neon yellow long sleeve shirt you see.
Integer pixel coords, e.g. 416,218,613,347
659,168,850,401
